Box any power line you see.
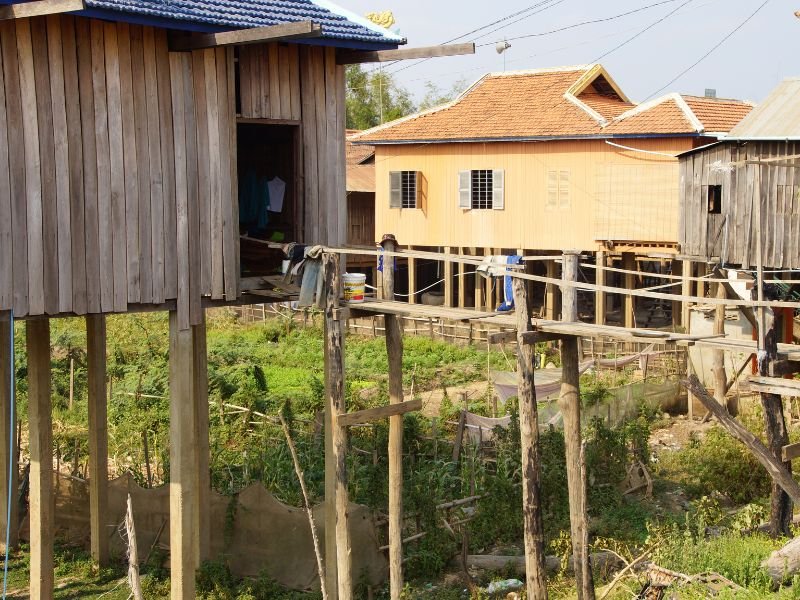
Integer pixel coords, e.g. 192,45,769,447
644,0,771,100
475,0,681,47
591,0,695,62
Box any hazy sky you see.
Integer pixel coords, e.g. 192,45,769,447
337,0,798,105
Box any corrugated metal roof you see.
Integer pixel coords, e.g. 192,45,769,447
727,78,800,139
79,0,404,45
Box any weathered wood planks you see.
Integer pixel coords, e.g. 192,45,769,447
0,16,239,319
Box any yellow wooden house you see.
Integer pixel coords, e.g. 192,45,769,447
352,64,753,324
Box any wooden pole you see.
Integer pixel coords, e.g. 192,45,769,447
86,315,109,566
407,247,417,305
559,251,594,600
473,248,483,310
125,494,144,600
545,260,559,320
381,237,404,599
671,260,682,328
594,251,606,326
512,278,548,599
323,253,353,599
168,311,198,600
28,318,54,600
444,247,453,308
681,260,693,329
0,316,18,552
622,253,635,329
753,165,792,536
458,247,465,309
193,312,210,564
710,284,732,415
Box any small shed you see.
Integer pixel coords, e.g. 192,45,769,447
678,78,800,269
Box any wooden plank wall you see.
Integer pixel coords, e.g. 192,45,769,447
0,16,237,321
679,142,800,269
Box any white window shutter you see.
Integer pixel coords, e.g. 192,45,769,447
389,171,402,208
546,170,557,208
559,170,570,209
491,169,505,210
458,171,471,209
414,171,421,207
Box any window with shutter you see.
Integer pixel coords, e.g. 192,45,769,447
389,171,402,208
491,169,504,210
389,171,419,208
559,170,570,209
546,170,558,208
458,171,472,209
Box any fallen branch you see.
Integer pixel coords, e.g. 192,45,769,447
599,544,658,600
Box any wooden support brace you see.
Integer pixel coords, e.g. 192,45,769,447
338,399,422,427
487,330,568,345
86,315,109,566
782,442,800,462
770,360,800,377
749,376,800,397
682,375,800,505
337,42,475,65
169,21,322,51
0,0,84,20
28,319,54,600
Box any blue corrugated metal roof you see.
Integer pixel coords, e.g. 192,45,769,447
80,0,404,45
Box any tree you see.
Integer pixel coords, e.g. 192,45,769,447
418,78,469,112
346,65,415,130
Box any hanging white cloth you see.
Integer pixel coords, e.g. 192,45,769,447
267,176,286,213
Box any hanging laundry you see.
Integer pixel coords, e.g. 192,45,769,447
267,176,286,213
497,255,522,312
239,170,270,232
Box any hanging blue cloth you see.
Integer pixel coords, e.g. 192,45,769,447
497,255,522,312
239,171,271,232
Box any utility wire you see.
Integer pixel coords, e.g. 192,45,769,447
591,0,695,62
475,0,681,47
644,0,771,100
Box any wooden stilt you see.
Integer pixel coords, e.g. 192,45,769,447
595,251,606,326
457,247,465,309
0,315,18,552
86,315,109,566
407,246,417,305
681,260,693,329
559,252,594,600
671,260,682,328
545,260,560,320
28,318,54,600
443,247,453,308
711,284,732,415
622,253,635,329
193,312,210,563
324,332,338,600
382,238,405,599
168,311,198,600
323,253,352,599
511,279,548,599
484,248,494,311
473,248,483,310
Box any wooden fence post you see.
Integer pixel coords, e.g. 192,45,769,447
560,251,594,600
512,278,548,599
323,253,353,599
87,315,109,566
381,237,405,599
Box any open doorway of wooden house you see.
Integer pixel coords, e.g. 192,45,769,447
237,122,299,278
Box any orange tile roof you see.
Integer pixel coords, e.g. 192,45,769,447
353,65,753,144
346,129,374,165
682,96,754,133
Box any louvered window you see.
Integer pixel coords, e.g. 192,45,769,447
471,170,493,209
389,171,419,209
546,169,570,209
459,170,505,209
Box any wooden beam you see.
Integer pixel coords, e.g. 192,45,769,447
750,376,800,397
192,314,210,564
683,375,800,505
323,254,352,600
169,21,322,51
337,42,475,65
622,253,635,329
338,399,421,427
782,442,800,462
770,360,800,377
0,316,18,553
487,330,567,345
0,0,84,20
444,247,453,308
595,251,606,326
27,318,54,600
86,315,109,566
169,311,198,600
512,277,549,599
382,236,404,600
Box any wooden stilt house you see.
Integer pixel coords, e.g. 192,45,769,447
0,1,408,598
